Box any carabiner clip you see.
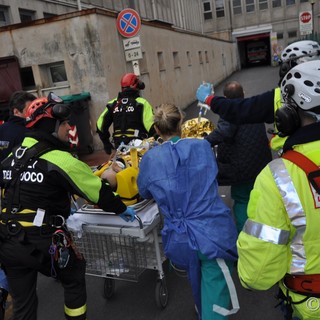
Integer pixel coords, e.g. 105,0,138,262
15,146,28,160
50,215,66,228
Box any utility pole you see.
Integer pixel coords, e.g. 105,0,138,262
77,0,82,11
310,0,315,37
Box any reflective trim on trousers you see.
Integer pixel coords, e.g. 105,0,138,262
64,304,87,318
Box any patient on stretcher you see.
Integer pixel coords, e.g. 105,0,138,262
94,138,159,205
100,159,126,190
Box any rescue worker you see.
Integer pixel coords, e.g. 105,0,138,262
137,103,239,320
0,90,36,319
206,81,272,233
237,60,320,320
0,93,136,320
196,40,320,152
96,73,155,156
0,91,36,162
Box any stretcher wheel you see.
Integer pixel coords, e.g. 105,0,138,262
104,277,115,299
155,279,168,309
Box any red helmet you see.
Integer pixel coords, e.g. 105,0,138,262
120,73,145,91
25,95,71,128
25,97,50,128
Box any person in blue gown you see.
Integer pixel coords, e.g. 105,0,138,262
137,103,239,320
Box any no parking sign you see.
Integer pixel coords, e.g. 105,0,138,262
117,8,141,38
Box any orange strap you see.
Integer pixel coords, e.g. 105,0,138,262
282,152,320,296
283,274,320,296
282,150,320,194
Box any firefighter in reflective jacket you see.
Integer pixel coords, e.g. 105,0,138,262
97,73,155,155
237,61,320,320
0,94,135,320
196,40,320,153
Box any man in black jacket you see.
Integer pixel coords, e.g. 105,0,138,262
0,90,36,319
96,73,155,156
0,91,36,162
0,94,135,320
206,81,272,233
196,40,320,152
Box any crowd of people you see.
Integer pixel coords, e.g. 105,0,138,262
196,40,320,320
1,39,320,320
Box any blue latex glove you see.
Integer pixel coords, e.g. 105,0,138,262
119,207,136,222
196,82,213,103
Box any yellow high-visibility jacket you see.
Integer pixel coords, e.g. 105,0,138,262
269,87,288,151
237,140,320,320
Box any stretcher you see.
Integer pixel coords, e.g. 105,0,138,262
66,199,168,309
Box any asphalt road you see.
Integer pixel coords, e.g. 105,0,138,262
7,65,284,320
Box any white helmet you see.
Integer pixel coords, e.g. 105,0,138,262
281,40,320,64
280,60,320,111
279,41,320,82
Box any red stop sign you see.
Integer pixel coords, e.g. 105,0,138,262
301,12,312,23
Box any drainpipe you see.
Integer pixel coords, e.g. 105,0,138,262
151,0,158,20
228,0,233,40
77,0,82,10
198,0,204,34
128,0,136,9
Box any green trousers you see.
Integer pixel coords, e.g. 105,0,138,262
231,181,254,233
198,253,233,320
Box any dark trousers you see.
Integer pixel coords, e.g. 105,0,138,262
0,225,86,320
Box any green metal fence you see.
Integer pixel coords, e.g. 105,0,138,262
299,32,320,42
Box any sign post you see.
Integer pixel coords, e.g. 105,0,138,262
117,8,143,75
299,11,312,36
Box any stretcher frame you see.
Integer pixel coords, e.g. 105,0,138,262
69,200,168,309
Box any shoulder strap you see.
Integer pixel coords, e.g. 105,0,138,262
108,100,118,108
282,150,320,194
3,141,52,215
11,141,52,171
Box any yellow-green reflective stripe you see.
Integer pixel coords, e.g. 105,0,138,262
137,97,154,131
2,208,35,213
270,87,287,151
115,129,135,132
243,219,290,245
64,304,87,317
114,133,136,137
97,98,117,130
274,87,282,109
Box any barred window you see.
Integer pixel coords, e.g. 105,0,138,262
272,0,282,7
233,0,242,14
246,0,255,13
203,1,213,20
215,0,225,18
259,0,268,10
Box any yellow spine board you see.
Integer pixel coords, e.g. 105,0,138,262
93,161,112,177
115,167,139,205
130,148,139,169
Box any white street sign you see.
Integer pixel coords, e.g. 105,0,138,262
123,36,141,50
125,47,143,61
132,60,140,76
300,11,312,35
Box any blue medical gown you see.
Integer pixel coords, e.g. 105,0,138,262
137,138,238,315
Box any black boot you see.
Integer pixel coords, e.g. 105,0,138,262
0,288,8,320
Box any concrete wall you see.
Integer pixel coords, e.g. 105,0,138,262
0,8,238,151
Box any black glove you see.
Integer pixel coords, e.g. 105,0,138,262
104,142,115,155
